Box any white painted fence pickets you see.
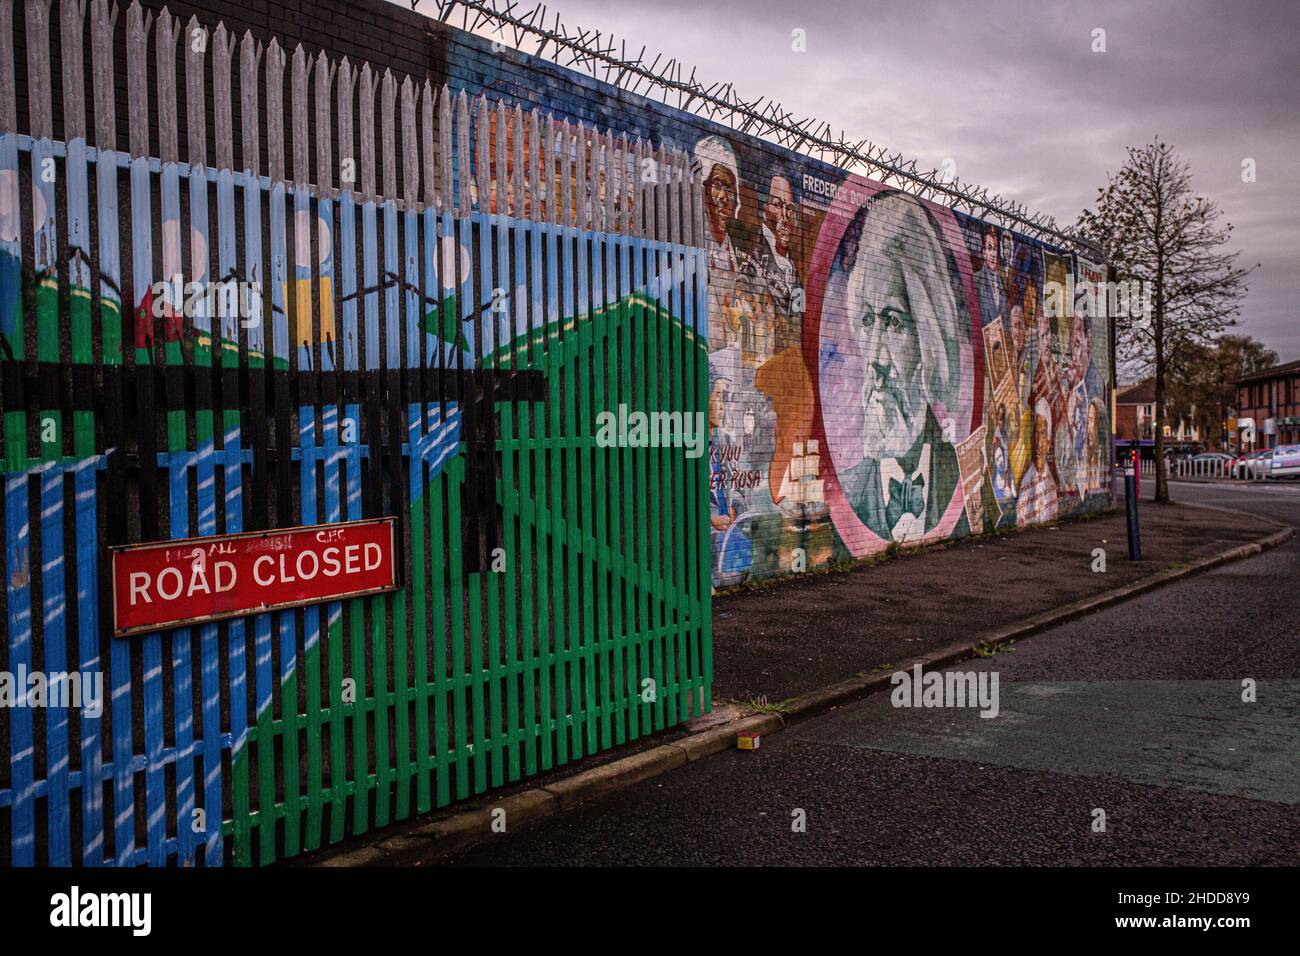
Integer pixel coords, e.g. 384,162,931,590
1162,455,1270,481
0,0,710,867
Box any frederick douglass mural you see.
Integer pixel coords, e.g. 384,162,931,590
818,189,974,551
683,131,1110,586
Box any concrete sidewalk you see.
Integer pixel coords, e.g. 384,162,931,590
714,501,1280,702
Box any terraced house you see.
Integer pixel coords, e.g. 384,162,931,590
1234,359,1300,449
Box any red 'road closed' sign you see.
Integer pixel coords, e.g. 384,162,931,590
111,518,398,637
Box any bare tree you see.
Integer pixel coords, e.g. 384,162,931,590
1076,140,1255,502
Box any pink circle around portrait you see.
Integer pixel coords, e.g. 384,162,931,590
803,176,982,557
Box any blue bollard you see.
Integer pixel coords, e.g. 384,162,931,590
1124,461,1142,561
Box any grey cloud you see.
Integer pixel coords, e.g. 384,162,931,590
431,0,1300,356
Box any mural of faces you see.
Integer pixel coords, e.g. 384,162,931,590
831,193,961,461
694,134,743,261
679,129,1110,584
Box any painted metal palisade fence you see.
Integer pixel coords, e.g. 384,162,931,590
0,0,711,866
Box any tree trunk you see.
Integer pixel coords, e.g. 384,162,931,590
1154,265,1169,502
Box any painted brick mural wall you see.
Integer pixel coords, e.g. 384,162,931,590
408,9,1116,587
0,0,1115,868
93,0,1113,590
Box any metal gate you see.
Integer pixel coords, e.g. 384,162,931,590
0,0,711,866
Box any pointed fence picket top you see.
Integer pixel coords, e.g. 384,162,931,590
0,0,711,868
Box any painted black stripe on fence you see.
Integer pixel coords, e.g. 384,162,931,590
2,361,546,557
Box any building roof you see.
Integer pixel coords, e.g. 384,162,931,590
1117,379,1156,404
1232,359,1300,386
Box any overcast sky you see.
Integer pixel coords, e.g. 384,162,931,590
408,0,1299,360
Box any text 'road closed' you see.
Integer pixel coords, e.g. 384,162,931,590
110,518,397,636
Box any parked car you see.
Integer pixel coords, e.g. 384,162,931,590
1231,449,1272,479
1270,444,1300,479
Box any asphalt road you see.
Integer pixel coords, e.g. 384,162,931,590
447,481,1300,865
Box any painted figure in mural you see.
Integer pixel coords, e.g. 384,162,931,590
695,134,743,274
696,134,763,582
991,430,1013,500
709,370,754,577
709,352,780,581
990,401,1016,500
694,134,754,357
1054,401,1080,496
975,224,1005,331
1083,398,1108,494
988,334,1009,385
999,231,1016,282
744,174,802,319
1062,315,1103,496
1017,398,1059,525
1030,297,1062,403
732,173,800,366
1069,314,1104,406
829,191,967,545
1010,302,1028,365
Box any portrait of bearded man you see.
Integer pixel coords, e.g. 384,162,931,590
823,191,969,545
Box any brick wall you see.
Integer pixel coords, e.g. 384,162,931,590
1236,369,1300,447
389,3,1116,584
12,0,1115,587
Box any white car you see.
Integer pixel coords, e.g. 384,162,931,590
1230,450,1268,478
1270,444,1300,479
